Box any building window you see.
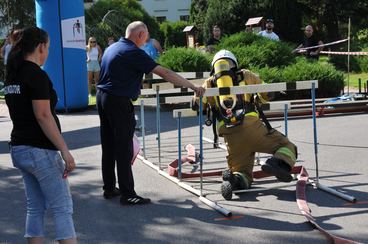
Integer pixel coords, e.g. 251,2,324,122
156,16,167,23
180,15,189,21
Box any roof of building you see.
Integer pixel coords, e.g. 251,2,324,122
245,17,264,26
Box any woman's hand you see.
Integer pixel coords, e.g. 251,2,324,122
61,150,76,172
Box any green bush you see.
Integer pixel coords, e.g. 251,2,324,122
356,28,368,47
158,31,344,99
218,32,295,69
357,47,368,72
255,66,284,84
159,21,188,49
282,58,344,98
218,32,263,48
158,47,211,72
358,57,368,72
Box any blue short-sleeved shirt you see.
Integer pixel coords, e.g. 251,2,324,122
97,38,158,99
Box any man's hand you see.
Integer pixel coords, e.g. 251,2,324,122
192,86,206,97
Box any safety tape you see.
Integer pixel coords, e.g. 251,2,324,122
295,38,348,51
320,51,368,56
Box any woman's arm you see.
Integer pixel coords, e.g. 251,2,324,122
98,45,103,62
152,39,163,54
32,100,75,172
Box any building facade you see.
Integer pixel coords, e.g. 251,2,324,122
137,0,191,23
84,0,191,23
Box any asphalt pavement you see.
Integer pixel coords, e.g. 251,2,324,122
0,104,367,244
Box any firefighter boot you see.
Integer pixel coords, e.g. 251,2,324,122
261,157,293,182
221,169,249,200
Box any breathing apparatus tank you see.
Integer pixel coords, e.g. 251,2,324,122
213,59,237,111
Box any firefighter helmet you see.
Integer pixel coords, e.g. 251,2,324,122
211,49,238,68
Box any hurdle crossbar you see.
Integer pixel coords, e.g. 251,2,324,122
198,80,355,204
204,80,318,97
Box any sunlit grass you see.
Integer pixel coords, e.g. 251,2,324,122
345,72,368,89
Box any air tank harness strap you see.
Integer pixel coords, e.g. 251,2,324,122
253,95,275,134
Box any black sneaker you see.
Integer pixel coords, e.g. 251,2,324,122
261,158,293,182
103,188,121,199
120,195,151,205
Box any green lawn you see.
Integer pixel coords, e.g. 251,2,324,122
345,72,368,89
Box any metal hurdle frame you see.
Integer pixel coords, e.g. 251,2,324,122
137,80,355,217
199,81,355,202
308,83,356,202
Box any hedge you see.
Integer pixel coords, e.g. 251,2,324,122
157,47,211,72
256,58,344,99
157,31,345,99
159,21,188,49
218,32,295,69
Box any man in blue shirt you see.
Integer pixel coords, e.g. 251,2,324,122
97,21,205,205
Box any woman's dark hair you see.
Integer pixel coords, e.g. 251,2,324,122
5,26,49,84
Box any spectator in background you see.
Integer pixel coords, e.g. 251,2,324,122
1,35,12,65
258,19,280,41
206,25,222,53
140,33,163,61
1,29,21,65
293,25,323,60
107,36,115,47
86,37,102,96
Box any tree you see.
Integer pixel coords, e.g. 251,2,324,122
0,0,35,34
85,0,160,49
159,21,188,49
189,0,208,43
264,0,304,43
296,0,368,42
204,0,265,41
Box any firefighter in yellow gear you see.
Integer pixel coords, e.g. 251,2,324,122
193,50,297,200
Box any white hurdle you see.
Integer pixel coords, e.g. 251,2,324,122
137,79,355,217
197,80,355,204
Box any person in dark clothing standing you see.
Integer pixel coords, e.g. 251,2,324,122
97,21,205,205
5,27,77,243
206,25,222,53
293,25,323,60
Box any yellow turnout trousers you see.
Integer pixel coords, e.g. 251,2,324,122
218,115,297,183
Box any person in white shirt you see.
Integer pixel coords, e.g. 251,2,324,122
1,29,21,65
86,37,102,96
258,19,280,41
1,35,12,65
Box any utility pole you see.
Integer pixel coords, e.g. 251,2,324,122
347,18,351,94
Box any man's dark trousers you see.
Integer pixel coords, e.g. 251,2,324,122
96,89,137,198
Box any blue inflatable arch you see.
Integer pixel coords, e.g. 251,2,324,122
35,0,88,110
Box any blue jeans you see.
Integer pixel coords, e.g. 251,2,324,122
10,145,76,240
